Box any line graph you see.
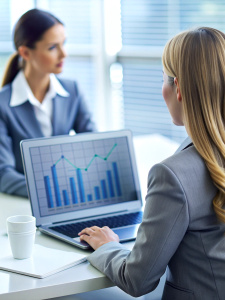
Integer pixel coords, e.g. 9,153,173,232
54,143,117,171
43,143,122,209
30,136,137,217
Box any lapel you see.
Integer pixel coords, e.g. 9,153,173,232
175,136,193,154
12,101,44,138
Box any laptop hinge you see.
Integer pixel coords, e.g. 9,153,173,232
37,223,51,227
51,210,129,225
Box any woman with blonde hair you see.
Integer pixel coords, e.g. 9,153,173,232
79,27,225,299
0,9,95,197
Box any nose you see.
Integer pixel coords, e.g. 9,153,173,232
59,45,67,59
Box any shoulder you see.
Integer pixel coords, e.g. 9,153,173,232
161,145,206,177
149,144,216,207
150,145,207,184
0,84,12,112
56,77,79,94
0,83,12,102
148,145,210,194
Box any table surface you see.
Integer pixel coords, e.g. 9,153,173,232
0,134,179,300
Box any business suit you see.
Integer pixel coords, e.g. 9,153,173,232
88,137,225,300
0,78,95,197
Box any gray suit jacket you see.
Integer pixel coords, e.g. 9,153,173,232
88,137,225,300
0,78,95,197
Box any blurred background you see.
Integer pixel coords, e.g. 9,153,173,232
0,0,225,143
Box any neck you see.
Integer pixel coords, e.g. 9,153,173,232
24,67,50,103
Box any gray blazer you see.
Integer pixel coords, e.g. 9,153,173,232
0,78,95,197
88,137,225,300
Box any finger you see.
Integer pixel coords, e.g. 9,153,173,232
102,226,110,229
78,228,87,235
78,227,94,236
80,234,91,243
89,226,101,231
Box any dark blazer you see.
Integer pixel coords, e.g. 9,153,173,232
0,78,95,197
87,137,225,300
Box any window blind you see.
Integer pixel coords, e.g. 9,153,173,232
119,59,187,141
0,0,225,140
0,1,11,42
37,0,99,121
46,0,97,45
119,0,225,143
58,57,97,115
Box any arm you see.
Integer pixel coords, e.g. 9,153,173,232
81,163,189,297
0,116,28,197
72,82,96,133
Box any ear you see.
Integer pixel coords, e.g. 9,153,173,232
174,77,182,102
18,45,32,61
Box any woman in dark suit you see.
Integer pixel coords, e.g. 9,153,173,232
79,27,225,300
0,9,95,197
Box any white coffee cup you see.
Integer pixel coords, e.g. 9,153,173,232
7,215,36,259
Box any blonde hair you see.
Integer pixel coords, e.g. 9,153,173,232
162,27,225,223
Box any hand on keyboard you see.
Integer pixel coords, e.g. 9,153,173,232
79,226,119,250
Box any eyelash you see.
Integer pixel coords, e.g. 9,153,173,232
48,40,66,51
48,45,56,51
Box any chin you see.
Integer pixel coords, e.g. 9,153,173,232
54,69,63,74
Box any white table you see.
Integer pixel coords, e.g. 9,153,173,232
0,134,179,300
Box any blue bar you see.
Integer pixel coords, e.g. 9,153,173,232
94,186,100,200
70,177,78,204
63,190,70,206
44,176,54,208
107,170,115,197
112,162,122,196
101,180,108,199
76,169,85,203
51,165,62,207
87,194,93,202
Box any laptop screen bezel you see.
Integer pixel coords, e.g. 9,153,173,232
20,130,142,227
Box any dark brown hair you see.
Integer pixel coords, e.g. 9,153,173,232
1,8,63,87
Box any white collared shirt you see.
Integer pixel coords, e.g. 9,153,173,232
10,71,69,136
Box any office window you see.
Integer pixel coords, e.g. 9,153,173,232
117,0,225,142
0,0,34,81
0,1,11,42
36,0,100,123
0,1,13,78
0,1,225,142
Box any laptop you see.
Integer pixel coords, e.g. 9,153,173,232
20,130,143,249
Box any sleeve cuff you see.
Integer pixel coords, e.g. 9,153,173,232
87,241,129,264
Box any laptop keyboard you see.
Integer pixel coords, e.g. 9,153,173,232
50,211,143,238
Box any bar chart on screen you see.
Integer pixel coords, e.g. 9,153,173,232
30,137,136,217
44,143,121,208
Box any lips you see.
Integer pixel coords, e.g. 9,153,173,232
56,62,63,68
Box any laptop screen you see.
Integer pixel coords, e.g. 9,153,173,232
23,133,139,219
